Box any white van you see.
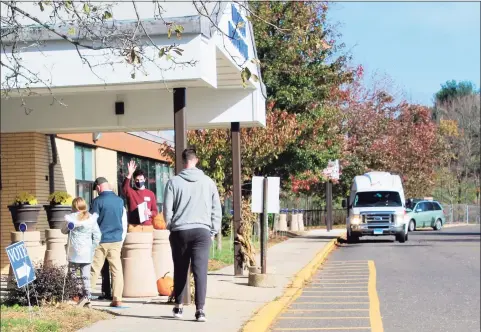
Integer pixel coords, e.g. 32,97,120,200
342,171,409,243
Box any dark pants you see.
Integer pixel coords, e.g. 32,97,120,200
169,228,211,310
101,260,111,297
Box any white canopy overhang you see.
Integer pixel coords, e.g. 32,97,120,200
1,3,266,133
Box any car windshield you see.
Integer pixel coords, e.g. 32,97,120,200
354,191,402,207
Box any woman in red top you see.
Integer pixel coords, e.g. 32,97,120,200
123,160,158,232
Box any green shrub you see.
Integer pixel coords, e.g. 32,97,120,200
47,191,73,206
5,264,82,306
11,192,38,206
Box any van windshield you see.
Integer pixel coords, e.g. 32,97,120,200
353,191,402,207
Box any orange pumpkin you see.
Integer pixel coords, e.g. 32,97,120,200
157,272,174,296
153,214,167,230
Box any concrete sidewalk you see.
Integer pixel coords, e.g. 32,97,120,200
80,229,345,332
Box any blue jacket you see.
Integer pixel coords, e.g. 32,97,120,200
90,191,126,243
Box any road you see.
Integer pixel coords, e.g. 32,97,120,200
270,225,480,332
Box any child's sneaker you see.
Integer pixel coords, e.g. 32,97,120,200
172,307,183,319
195,309,206,322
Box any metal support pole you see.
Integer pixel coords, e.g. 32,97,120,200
261,176,268,274
346,196,350,219
0,138,2,190
326,181,333,231
174,88,186,175
173,87,190,305
231,122,243,275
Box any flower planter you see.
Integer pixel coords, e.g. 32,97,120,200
8,205,42,231
44,205,72,229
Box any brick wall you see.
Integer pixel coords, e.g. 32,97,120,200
0,133,67,275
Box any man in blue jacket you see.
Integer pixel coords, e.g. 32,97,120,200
163,149,222,322
89,177,127,307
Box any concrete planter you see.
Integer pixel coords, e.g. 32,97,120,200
43,229,68,268
44,205,72,229
122,232,158,297
248,272,276,288
152,230,174,280
8,205,42,231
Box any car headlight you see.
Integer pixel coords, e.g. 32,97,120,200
350,215,361,225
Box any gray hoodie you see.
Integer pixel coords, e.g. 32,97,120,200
163,167,222,235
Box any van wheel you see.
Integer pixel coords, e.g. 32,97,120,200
408,219,416,232
433,219,442,231
396,232,407,243
347,233,360,244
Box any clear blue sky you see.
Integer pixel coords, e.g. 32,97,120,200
329,2,480,106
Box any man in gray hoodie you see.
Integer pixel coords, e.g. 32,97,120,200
163,148,222,322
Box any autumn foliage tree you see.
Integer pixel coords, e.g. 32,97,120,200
161,1,353,196
373,103,444,197
433,81,480,203
332,71,445,198
159,109,298,198
250,1,354,194
161,1,454,226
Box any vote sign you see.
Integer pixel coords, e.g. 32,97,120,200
6,241,36,288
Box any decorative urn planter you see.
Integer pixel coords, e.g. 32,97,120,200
44,205,72,229
44,192,73,229
8,192,41,232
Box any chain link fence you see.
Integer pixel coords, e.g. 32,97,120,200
441,204,480,224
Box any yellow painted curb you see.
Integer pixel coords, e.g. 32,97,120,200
242,238,339,332
368,260,384,332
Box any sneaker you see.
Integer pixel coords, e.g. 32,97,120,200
195,309,206,322
172,307,183,319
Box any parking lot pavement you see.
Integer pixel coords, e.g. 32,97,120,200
271,260,380,332
329,225,480,332
270,225,480,332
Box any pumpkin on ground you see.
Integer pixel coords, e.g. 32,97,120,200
157,272,174,296
153,214,167,230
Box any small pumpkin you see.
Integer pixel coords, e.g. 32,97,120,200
153,214,166,230
157,272,174,296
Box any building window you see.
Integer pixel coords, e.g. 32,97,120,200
75,144,95,205
117,152,172,212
